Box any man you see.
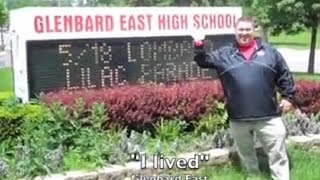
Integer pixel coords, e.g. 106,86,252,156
193,16,295,180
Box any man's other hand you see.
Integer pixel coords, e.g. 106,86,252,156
279,99,293,113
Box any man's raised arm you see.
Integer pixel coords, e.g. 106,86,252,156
193,39,220,69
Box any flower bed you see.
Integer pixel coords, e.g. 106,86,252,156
0,79,319,179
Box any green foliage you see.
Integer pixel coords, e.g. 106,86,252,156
35,102,76,149
6,0,74,9
0,101,46,149
242,0,319,35
67,102,126,167
194,101,227,135
154,118,186,141
70,129,111,168
0,100,127,178
0,105,23,147
21,104,46,122
245,0,271,27
277,0,319,29
2,89,316,179
55,100,127,167
88,102,107,131
0,101,49,179
0,92,13,103
194,114,226,135
63,152,96,171
0,0,7,27
12,125,63,178
96,0,240,6
242,0,319,72
0,68,13,92
144,119,185,156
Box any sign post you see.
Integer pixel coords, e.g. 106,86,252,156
9,7,242,103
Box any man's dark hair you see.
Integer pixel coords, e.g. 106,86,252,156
235,16,256,28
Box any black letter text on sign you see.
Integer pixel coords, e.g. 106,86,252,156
26,35,234,98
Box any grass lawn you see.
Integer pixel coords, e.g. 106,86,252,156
293,72,320,81
268,28,320,50
196,145,320,180
161,145,320,180
0,67,13,92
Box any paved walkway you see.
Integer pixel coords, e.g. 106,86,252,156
0,51,6,68
278,48,320,73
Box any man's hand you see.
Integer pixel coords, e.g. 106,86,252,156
279,99,293,113
192,34,205,48
193,40,203,47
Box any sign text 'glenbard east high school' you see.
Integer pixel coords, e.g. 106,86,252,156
34,13,237,33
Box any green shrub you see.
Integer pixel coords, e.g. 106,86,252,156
63,151,97,171
0,105,23,146
153,118,186,142
0,101,46,148
3,101,119,178
0,92,14,104
194,101,228,135
0,95,231,178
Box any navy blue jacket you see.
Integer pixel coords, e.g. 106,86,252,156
194,38,296,121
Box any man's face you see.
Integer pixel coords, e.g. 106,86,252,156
235,21,254,46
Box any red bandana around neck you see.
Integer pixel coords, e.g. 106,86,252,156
238,39,256,61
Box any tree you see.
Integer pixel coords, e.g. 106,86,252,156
6,0,74,9
272,0,320,73
96,0,239,7
0,0,7,49
243,0,319,73
242,0,272,42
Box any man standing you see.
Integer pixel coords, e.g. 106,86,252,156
193,16,295,180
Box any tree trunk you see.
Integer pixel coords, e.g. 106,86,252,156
0,26,3,50
260,25,268,42
308,26,318,74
